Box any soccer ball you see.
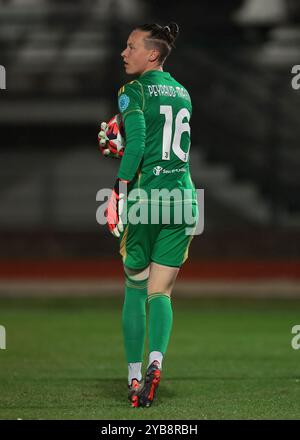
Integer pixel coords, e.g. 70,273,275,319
100,113,125,157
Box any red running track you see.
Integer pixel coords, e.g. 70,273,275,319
0,260,299,280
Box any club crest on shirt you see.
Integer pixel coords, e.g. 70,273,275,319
118,94,130,112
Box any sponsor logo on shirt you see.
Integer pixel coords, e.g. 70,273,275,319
153,166,186,176
153,166,164,176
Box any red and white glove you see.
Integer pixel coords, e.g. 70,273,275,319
105,178,129,238
98,114,125,159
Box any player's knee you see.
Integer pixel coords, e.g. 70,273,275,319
148,286,172,297
148,271,177,296
124,265,150,281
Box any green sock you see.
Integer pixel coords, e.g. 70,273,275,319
148,293,173,355
122,274,148,363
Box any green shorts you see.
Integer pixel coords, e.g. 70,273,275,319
119,202,198,269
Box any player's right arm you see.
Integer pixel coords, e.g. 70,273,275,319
117,81,146,181
106,81,146,237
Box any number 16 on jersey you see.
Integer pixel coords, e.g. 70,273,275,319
160,105,191,162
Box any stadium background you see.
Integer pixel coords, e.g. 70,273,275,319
0,0,300,420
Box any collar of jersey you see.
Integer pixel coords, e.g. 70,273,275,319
139,70,171,80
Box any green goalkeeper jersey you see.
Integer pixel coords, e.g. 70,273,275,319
117,69,197,205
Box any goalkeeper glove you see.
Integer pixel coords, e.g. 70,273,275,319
105,178,129,238
98,114,125,159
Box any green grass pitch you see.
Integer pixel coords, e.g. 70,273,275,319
0,296,300,420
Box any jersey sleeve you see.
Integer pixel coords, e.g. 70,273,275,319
117,111,146,181
117,80,144,119
117,81,146,181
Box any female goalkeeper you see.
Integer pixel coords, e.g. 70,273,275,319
101,22,198,408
